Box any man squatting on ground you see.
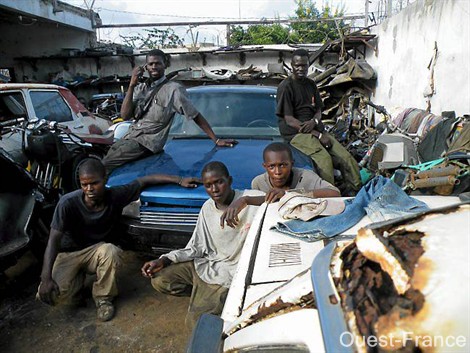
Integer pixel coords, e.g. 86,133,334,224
141,161,264,328
38,159,201,322
276,48,362,196
102,49,237,174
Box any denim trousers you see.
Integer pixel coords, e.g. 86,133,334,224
272,176,429,241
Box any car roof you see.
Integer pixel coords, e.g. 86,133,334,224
0,83,66,90
186,85,277,94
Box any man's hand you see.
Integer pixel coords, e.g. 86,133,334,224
38,278,60,305
130,65,145,87
141,258,168,278
299,119,317,133
265,188,287,203
216,139,238,148
220,197,248,229
318,133,332,149
180,177,202,188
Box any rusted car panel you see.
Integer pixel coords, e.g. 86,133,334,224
225,268,315,335
216,197,467,353
334,203,470,353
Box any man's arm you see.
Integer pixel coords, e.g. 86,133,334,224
136,174,201,189
305,188,340,198
141,211,207,276
220,195,265,228
38,229,63,305
193,113,238,147
141,256,172,278
120,66,143,120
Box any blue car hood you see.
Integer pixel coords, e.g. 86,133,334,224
107,138,311,206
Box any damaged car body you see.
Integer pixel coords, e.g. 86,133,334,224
188,199,469,353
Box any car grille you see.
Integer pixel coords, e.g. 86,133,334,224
140,210,199,226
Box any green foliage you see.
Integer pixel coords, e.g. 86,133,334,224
230,23,290,45
229,0,346,45
120,28,184,49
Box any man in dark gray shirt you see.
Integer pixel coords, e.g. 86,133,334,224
38,159,200,322
103,49,237,174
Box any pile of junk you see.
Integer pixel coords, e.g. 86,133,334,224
304,33,470,197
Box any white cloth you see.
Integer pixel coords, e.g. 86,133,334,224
164,189,263,288
277,191,345,221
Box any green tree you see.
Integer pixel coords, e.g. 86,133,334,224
290,0,345,43
229,0,346,45
229,23,290,45
120,28,184,49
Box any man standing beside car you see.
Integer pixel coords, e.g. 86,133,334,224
141,161,263,328
102,49,237,174
276,48,362,196
38,159,201,322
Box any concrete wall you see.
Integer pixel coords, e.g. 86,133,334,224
366,0,470,117
0,22,96,68
10,48,301,102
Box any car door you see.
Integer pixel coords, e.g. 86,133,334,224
0,90,30,164
27,88,111,138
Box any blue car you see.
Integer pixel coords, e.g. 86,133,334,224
107,85,313,252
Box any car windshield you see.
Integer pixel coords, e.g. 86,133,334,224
169,89,280,138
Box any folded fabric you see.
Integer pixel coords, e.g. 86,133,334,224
272,176,430,242
278,192,345,221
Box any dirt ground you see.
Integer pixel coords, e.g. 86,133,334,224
0,250,191,353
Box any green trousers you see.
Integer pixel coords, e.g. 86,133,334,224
151,261,228,329
290,132,362,194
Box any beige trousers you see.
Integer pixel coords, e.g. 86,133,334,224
151,261,228,329
50,242,123,305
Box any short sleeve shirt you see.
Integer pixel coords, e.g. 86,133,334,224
276,76,324,142
251,167,339,194
124,79,200,153
51,181,141,251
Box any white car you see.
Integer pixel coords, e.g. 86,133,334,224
0,83,112,165
187,196,469,353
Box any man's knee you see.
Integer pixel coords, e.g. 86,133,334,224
151,274,192,296
96,243,122,266
151,275,169,293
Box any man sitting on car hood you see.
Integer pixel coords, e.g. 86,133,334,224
141,161,263,328
102,49,237,174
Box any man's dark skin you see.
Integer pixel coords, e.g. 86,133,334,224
39,171,201,305
141,168,236,277
219,148,340,229
260,149,340,201
285,55,332,150
121,54,238,148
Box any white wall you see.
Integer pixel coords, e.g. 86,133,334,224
366,0,470,117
